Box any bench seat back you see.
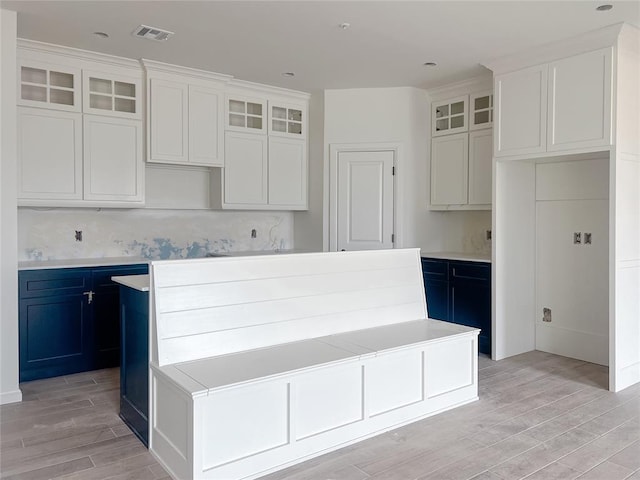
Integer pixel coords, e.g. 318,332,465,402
151,248,427,366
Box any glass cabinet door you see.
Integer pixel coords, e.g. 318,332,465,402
470,91,493,130
269,104,304,137
19,61,81,112
83,71,141,119
432,95,468,137
226,97,266,133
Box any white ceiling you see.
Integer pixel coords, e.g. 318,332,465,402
2,1,639,93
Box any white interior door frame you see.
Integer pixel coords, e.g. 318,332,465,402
328,142,401,252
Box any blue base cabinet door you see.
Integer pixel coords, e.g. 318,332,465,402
19,269,92,382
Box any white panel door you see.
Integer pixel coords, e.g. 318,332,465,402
189,85,224,166
149,78,188,163
547,48,612,152
431,132,468,206
268,137,307,209
495,64,548,157
536,200,609,365
468,129,493,205
337,150,394,251
18,107,82,201
224,131,268,206
83,115,144,203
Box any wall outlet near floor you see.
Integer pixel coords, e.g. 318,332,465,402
486,230,492,241
543,307,552,322
251,228,257,238
75,230,82,242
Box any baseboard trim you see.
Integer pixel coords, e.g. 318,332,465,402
0,388,23,405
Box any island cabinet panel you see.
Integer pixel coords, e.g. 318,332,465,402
421,257,491,354
18,263,148,382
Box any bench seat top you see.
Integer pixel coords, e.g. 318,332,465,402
156,319,478,396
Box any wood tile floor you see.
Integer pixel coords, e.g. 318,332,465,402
1,351,639,480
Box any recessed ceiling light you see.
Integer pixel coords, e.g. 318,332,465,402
93,31,109,39
281,72,295,78
339,22,351,30
596,4,613,11
423,62,437,67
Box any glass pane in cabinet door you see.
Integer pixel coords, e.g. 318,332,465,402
435,104,449,118
90,78,112,94
272,107,286,119
288,123,302,135
50,89,74,106
435,118,449,132
21,67,47,84
115,97,136,113
247,102,262,116
50,71,74,89
247,116,262,130
474,96,490,110
451,115,464,129
229,113,245,127
272,119,287,133
229,100,245,114
474,111,489,125
90,94,112,110
22,85,47,102
114,81,135,98
288,109,302,122
451,101,464,115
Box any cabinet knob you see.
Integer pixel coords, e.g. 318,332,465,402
83,290,94,304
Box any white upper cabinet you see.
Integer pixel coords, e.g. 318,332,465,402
226,96,267,134
269,102,305,138
470,91,493,131
83,70,141,119
268,137,307,208
547,48,612,152
147,76,225,167
18,60,80,112
431,133,469,206
468,129,493,205
224,131,268,206
494,48,613,159
83,115,144,203
18,107,82,201
432,95,468,137
495,64,548,157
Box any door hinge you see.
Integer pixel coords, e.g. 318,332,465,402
391,233,395,243
392,166,396,176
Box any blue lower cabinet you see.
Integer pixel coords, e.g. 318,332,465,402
19,264,148,382
421,257,491,355
119,286,149,447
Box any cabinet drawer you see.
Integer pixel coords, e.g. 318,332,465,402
19,268,91,298
449,262,490,282
91,264,148,289
421,258,448,279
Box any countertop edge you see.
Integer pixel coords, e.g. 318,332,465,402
420,251,491,263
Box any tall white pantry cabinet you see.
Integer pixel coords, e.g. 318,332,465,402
17,41,144,207
487,23,640,392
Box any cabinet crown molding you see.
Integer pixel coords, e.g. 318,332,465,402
426,75,492,101
482,22,625,75
228,78,311,101
141,58,232,85
17,38,142,72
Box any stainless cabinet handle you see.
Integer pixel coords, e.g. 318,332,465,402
83,291,94,304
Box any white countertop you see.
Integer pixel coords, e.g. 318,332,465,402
420,251,491,263
18,256,148,270
112,274,149,292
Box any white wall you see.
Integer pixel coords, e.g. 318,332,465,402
18,208,293,261
294,91,324,251
1,9,21,404
323,87,491,254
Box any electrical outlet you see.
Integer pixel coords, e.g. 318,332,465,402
584,232,592,244
543,307,552,323
75,230,82,242
573,232,581,244
251,229,257,239
486,230,492,241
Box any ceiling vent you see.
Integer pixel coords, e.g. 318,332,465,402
132,25,174,42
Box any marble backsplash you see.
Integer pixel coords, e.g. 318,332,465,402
18,208,294,261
